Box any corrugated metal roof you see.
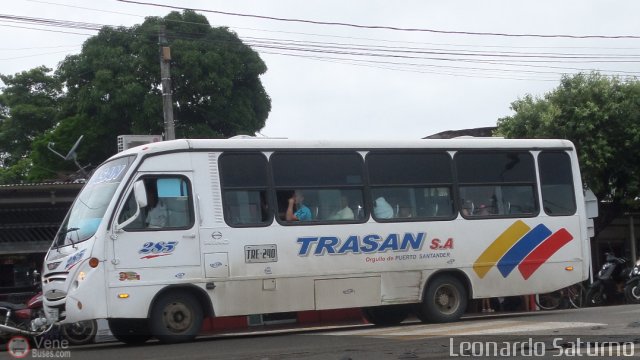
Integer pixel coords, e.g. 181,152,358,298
0,184,81,253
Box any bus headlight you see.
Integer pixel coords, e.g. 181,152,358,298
74,271,87,289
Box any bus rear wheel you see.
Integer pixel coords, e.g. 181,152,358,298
149,291,203,344
107,318,151,345
362,305,409,326
416,274,467,323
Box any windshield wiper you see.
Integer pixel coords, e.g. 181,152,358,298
55,227,80,251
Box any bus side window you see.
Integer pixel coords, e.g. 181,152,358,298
271,152,365,225
220,153,271,227
118,192,145,230
539,152,576,216
367,151,453,222
456,151,538,219
118,176,194,231
155,177,193,229
225,190,268,225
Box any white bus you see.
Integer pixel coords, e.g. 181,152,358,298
40,138,595,344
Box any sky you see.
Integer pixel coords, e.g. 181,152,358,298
1,0,640,140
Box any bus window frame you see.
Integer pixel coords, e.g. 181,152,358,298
219,151,274,228
454,150,540,220
365,150,456,223
538,150,577,217
270,150,368,226
117,174,196,232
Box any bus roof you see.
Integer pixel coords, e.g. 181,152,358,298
116,137,575,158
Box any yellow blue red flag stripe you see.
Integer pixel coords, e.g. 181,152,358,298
473,221,574,279
473,220,530,278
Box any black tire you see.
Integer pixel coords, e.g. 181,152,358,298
416,274,467,323
362,305,409,326
625,281,640,304
108,318,151,345
535,290,563,310
149,292,203,344
585,284,606,307
61,319,97,346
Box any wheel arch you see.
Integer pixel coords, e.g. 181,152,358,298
422,269,473,300
147,284,214,319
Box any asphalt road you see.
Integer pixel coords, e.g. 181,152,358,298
3,305,640,360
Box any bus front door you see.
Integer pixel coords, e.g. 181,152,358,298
111,174,201,270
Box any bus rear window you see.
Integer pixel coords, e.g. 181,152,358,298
539,152,576,216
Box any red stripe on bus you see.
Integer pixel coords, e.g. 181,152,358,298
517,228,573,280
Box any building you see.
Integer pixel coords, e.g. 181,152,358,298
0,181,83,301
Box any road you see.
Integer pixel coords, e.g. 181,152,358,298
2,305,640,359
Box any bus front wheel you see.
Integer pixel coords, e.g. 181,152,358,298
416,274,467,323
149,291,203,344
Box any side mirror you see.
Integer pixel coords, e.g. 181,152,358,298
584,188,598,219
134,180,148,208
115,180,148,231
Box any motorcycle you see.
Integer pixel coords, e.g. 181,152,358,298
586,252,631,306
0,272,97,346
624,258,640,304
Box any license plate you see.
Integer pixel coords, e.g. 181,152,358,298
46,308,59,321
245,244,277,263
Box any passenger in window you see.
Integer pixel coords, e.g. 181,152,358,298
286,190,312,221
476,204,491,216
475,188,497,216
145,183,168,228
461,200,474,217
373,196,394,219
327,196,354,220
398,205,413,218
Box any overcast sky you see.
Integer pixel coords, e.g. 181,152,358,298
2,0,640,140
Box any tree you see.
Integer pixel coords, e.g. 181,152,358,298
496,72,640,225
0,66,62,169
0,10,271,182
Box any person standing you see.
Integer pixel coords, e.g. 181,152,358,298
482,298,495,312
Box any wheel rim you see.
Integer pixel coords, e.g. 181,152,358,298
433,283,460,315
163,301,193,333
632,286,640,300
67,321,93,336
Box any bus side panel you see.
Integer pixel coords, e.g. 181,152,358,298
381,271,422,303
210,278,315,316
107,285,164,319
465,216,585,299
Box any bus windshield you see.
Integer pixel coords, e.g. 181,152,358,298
53,155,135,248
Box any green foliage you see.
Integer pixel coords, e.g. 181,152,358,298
496,73,640,205
0,66,62,168
0,10,271,183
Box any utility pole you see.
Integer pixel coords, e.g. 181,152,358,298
159,26,175,140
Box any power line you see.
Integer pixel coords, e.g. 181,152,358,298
0,14,102,31
25,0,640,52
2,12,638,81
0,44,81,51
25,0,143,18
243,37,640,61
117,0,640,39
0,49,77,61
0,23,94,36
